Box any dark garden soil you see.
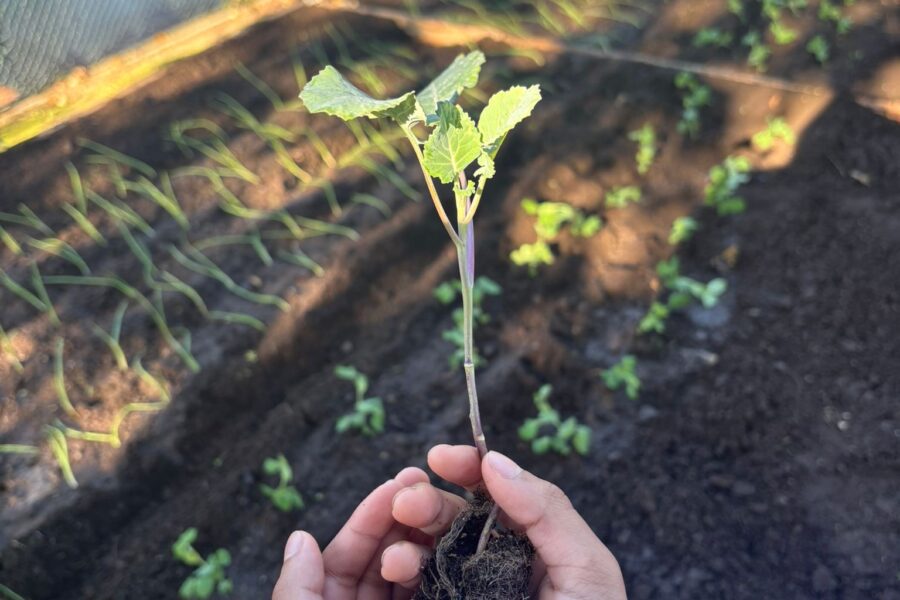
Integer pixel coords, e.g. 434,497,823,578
1,1,899,599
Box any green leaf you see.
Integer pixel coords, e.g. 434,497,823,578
416,51,485,122
572,426,591,455
518,419,540,441
300,66,416,122
423,108,482,183
478,85,542,151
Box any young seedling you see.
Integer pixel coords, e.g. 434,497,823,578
819,0,852,34
91,301,129,371
259,454,304,512
172,528,233,599
693,28,734,48
334,365,385,436
604,185,642,208
435,276,501,368
752,117,796,151
628,123,657,174
53,338,78,417
601,355,640,400
301,50,542,571
511,199,600,275
705,155,751,215
668,216,699,245
0,324,24,373
675,73,712,138
769,20,798,45
518,384,591,456
45,425,78,488
806,35,830,63
742,32,772,72
637,301,670,334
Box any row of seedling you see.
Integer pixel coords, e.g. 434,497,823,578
694,0,856,71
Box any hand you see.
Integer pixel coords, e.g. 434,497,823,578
273,445,627,600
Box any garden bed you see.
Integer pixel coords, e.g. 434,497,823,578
1,1,898,598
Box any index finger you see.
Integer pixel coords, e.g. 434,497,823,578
427,444,482,490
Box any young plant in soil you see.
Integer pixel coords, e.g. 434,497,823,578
752,117,795,151
172,528,233,599
302,50,542,598
675,73,712,138
334,365,385,437
511,198,601,275
705,155,751,216
260,454,305,513
601,355,641,400
518,384,591,456
434,276,501,369
628,123,658,174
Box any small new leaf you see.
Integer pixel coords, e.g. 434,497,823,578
300,66,416,123
416,51,485,123
478,85,542,153
423,109,482,184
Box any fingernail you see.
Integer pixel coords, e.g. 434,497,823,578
392,486,412,511
284,531,306,561
487,451,522,479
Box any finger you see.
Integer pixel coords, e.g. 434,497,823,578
322,467,428,599
272,531,324,600
357,522,412,600
392,482,466,536
381,540,431,589
427,444,482,489
482,452,626,598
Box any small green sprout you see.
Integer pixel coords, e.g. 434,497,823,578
172,528,233,599
522,198,601,239
435,277,500,369
752,117,796,151
668,216,699,245
604,185,642,209
334,365,385,436
628,123,657,174
769,20,798,45
693,28,734,48
518,384,591,456
637,301,670,334
259,455,304,512
655,257,728,310
807,35,830,63
727,0,745,18
509,240,555,276
511,199,600,275
819,0,852,33
601,355,640,400
705,156,751,215
675,73,712,138
743,32,772,72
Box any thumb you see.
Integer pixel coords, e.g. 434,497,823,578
272,531,325,600
482,451,626,598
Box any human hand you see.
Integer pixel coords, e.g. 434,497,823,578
273,445,626,599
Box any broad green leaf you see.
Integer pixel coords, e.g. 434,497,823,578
299,66,416,122
415,51,486,123
478,85,542,151
423,108,482,184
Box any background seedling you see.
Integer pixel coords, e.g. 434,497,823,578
668,216,699,245
259,455,304,512
45,425,78,488
628,123,657,174
334,365,385,436
518,384,591,456
91,301,129,371
752,117,795,151
742,31,771,72
172,528,233,599
511,198,600,275
601,355,640,400
693,27,734,48
604,185,642,208
675,73,711,138
637,301,670,334
807,35,830,63
705,155,751,215
53,338,78,417
435,276,500,369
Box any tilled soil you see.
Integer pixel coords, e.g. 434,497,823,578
1,2,898,599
